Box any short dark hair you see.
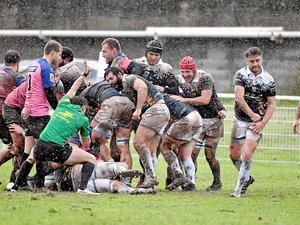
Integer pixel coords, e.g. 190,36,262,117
44,40,63,55
103,66,124,79
4,50,20,66
70,96,88,107
101,38,121,52
96,121,114,134
244,47,263,58
62,47,74,61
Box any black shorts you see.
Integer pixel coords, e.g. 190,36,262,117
33,139,73,164
22,114,50,139
2,104,23,125
0,115,12,144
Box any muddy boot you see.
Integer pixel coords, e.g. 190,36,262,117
136,176,159,188
166,175,188,191
205,181,222,191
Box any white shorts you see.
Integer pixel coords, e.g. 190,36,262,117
167,111,202,142
87,178,113,193
200,117,224,139
230,118,262,144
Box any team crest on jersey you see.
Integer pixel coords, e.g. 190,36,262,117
27,66,38,72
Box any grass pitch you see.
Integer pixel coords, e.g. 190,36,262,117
0,153,299,225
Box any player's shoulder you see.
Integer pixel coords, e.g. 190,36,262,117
261,69,274,82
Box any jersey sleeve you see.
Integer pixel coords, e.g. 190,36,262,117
14,73,26,87
80,117,90,137
266,80,276,97
124,75,138,88
199,73,214,90
41,61,54,88
233,71,245,87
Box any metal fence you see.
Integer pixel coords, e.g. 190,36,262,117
217,105,300,162
0,100,299,162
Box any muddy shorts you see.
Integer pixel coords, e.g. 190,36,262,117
21,114,50,139
167,111,202,142
2,104,23,125
87,178,113,193
93,96,135,129
199,117,224,139
230,118,262,144
33,139,73,164
139,102,170,136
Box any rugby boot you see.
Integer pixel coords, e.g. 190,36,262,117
136,174,145,188
205,181,222,191
181,181,196,191
241,175,255,194
165,178,173,190
166,176,188,191
136,176,159,188
230,190,241,198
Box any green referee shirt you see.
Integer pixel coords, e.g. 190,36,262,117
40,95,89,144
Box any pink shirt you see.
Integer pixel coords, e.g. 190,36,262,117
4,82,26,109
22,58,54,116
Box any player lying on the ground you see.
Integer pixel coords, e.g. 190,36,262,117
45,161,156,195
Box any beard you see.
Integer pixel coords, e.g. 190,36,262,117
114,78,123,91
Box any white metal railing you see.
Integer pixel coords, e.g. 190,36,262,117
218,93,300,101
217,104,300,162
2,27,300,40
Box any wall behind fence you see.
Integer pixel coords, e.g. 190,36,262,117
1,0,300,30
0,36,300,94
0,1,300,94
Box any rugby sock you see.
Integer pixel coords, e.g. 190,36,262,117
118,184,135,194
232,159,242,171
138,158,145,172
152,154,158,171
21,152,29,164
162,151,183,178
178,156,185,175
9,157,22,183
234,160,252,193
210,161,221,184
166,166,175,180
35,162,55,188
79,162,95,190
13,160,33,189
139,147,155,177
191,151,199,173
183,158,195,184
